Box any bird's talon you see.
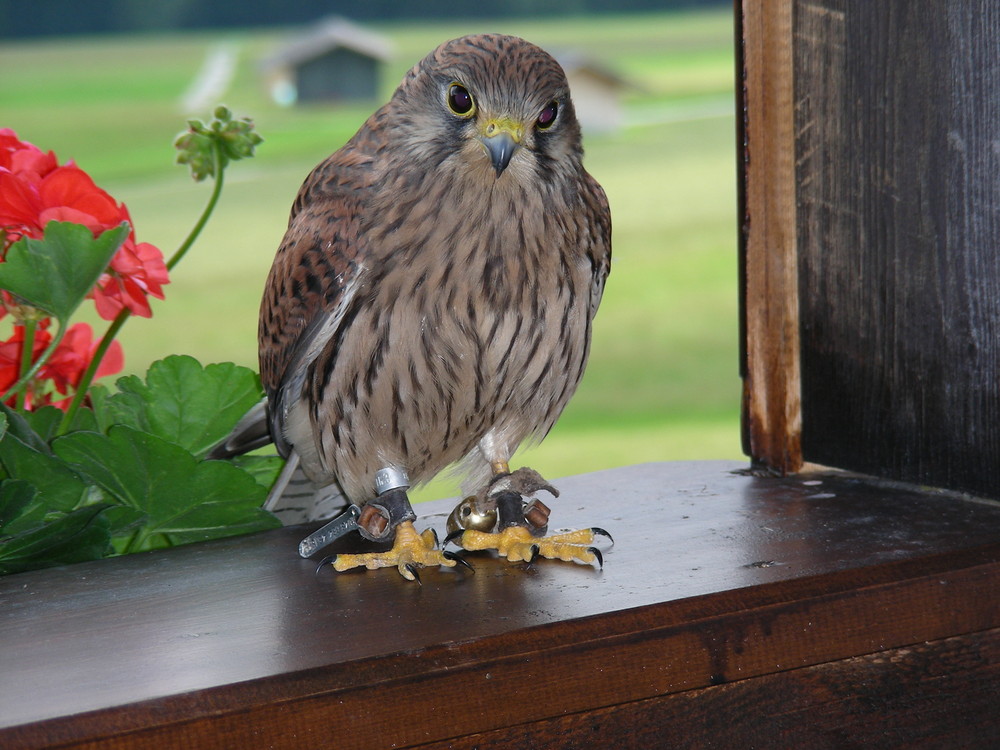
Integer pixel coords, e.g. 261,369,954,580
403,562,422,584
591,527,615,546
420,526,439,549
444,528,465,547
588,546,604,569
315,554,337,574
443,549,475,572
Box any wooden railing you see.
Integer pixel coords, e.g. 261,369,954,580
3,461,999,748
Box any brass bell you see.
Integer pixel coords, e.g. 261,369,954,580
446,497,498,536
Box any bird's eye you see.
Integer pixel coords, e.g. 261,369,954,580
447,83,476,117
536,101,559,129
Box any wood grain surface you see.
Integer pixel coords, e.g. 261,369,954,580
2,461,999,748
419,628,1000,749
738,0,803,474
794,1,1000,496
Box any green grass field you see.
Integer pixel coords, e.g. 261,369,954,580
0,9,744,501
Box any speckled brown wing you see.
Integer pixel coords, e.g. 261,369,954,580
257,122,380,457
581,170,612,323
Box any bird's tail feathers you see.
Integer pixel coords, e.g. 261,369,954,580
207,399,273,459
265,451,349,525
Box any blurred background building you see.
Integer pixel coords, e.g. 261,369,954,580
260,17,393,106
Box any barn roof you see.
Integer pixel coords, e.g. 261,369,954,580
263,16,394,70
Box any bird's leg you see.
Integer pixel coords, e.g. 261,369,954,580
448,466,612,568
324,470,457,581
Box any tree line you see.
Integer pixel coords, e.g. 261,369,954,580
1,0,727,39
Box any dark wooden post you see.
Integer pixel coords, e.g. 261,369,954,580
741,0,1000,498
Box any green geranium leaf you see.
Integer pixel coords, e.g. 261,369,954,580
0,401,51,455
0,222,129,322
53,425,279,552
0,479,41,533
0,478,70,539
230,454,284,490
0,433,92,512
104,505,150,553
0,503,112,576
20,406,63,443
90,382,145,434
23,405,99,443
88,384,133,434
104,355,265,458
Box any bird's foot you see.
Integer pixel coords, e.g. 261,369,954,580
458,524,610,567
322,521,458,581
446,467,612,568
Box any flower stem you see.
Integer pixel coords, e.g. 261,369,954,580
56,141,226,435
3,320,67,405
166,140,224,272
16,320,36,411
122,527,147,555
57,308,130,434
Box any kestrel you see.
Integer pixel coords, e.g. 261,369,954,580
213,33,612,579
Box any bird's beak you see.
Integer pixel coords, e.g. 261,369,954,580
478,118,523,176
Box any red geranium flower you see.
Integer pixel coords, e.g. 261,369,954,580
36,165,122,235
40,322,124,395
0,129,57,183
0,322,123,410
0,129,169,320
89,206,169,319
0,164,121,248
0,321,49,397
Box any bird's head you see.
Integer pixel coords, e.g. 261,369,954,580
391,34,584,183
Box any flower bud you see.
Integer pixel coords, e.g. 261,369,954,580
174,105,262,181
